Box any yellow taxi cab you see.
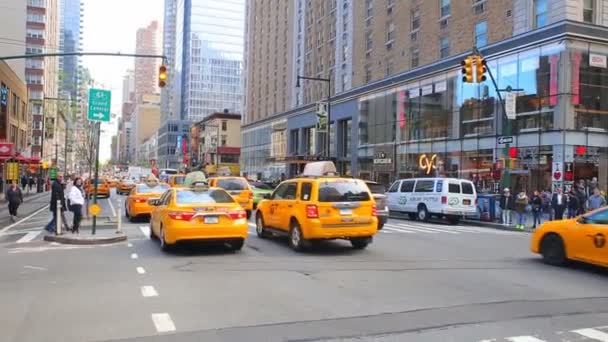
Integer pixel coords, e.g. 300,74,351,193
208,176,254,218
255,161,378,251
107,179,119,188
117,179,136,195
149,182,248,251
85,179,110,198
125,181,171,222
531,206,608,267
168,174,187,188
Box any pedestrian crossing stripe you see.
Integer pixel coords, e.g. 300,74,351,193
480,326,608,342
380,222,522,235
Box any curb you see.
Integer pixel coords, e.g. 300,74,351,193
388,214,530,233
43,233,127,245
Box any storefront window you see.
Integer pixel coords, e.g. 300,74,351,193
339,119,351,158
458,61,497,138
358,90,396,145
302,127,316,155
574,51,608,132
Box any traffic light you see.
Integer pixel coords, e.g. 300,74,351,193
476,57,487,82
508,147,518,159
576,145,586,156
461,56,474,83
158,65,167,88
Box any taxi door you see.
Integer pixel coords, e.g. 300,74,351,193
264,183,287,229
274,182,299,231
151,190,171,236
573,209,608,266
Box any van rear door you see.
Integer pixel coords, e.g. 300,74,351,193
452,181,477,213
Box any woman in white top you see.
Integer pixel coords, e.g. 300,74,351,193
68,177,85,233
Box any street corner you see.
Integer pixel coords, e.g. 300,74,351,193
43,231,127,245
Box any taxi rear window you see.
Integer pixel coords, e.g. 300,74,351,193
172,177,186,184
318,180,371,202
176,190,235,204
137,184,170,193
217,178,248,191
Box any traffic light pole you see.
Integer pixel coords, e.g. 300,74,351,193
92,122,101,235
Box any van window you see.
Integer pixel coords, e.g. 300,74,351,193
436,180,443,193
300,182,312,201
400,180,415,192
388,181,400,193
448,183,461,193
462,182,474,194
414,180,435,193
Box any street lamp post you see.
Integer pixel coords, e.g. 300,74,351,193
296,75,331,159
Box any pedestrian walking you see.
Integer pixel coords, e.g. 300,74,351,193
499,188,514,226
551,187,566,220
587,188,607,211
67,177,85,234
20,175,27,191
566,190,580,219
44,173,71,233
531,190,543,229
514,191,529,230
6,180,23,222
28,176,34,193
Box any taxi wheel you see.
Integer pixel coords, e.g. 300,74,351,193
255,213,269,238
125,204,130,219
149,221,157,240
351,237,371,250
288,221,306,252
540,233,566,266
417,205,430,222
159,226,172,252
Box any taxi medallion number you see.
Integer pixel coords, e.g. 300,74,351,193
89,204,102,216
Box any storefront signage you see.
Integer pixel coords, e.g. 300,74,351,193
434,81,446,93
549,55,559,105
6,162,19,181
0,86,7,107
571,52,582,105
589,53,607,68
419,154,437,175
0,142,13,156
552,162,563,181
373,152,392,164
421,85,433,96
505,92,517,120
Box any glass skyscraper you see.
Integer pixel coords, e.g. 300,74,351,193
59,0,83,100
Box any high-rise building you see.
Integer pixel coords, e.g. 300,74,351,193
243,0,608,191
26,0,60,161
134,21,159,104
58,0,83,100
157,0,245,169
129,94,160,163
0,0,26,82
161,0,177,124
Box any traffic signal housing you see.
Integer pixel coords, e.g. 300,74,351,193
158,65,167,88
461,56,474,83
476,57,487,83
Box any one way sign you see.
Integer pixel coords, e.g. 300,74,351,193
88,88,111,122
497,136,514,145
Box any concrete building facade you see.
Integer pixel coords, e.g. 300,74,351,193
242,0,608,191
191,112,241,175
0,61,29,152
134,21,159,104
130,94,160,164
0,0,27,83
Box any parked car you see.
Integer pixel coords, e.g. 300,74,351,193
364,181,388,230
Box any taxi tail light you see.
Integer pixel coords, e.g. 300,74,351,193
372,204,377,217
248,191,253,199
306,205,319,218
441,196,447,204
229,210,247,220
168,212,195,221
133,198,147,203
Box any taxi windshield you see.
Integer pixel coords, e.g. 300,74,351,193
137,184,170,193
318,180,371,202
172,176,186,184
176,190,235,204
217,178,248,191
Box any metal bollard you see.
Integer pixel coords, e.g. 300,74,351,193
116,198,122,234
56,199,62,235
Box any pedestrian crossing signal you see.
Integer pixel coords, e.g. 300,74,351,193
158,65,167,88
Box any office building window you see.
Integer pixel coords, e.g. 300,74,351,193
221,120,227,131
385,59,394,76
475,20,487,47
366,31,372,51
366,0,373,18
411,8,420,31
221,135,227,146
533,0,548,28
364,65,372,83
411,48,419,68
386,21,395,42
440,37,450,58
583,0,595,23
440,0,450,17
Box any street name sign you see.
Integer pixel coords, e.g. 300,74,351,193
88,88,111,122
497,136,514,145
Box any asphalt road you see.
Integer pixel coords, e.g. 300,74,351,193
1,188,607,342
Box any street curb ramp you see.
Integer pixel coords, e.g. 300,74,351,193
43,233,127,245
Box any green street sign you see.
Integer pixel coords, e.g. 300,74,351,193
87,88,111,122
49,167,57,180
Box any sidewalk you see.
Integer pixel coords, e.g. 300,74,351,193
43,223,127,245
463,212,550,233
0,191,51,228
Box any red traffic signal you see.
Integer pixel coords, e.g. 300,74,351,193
576,145,586,156
508,147,518,159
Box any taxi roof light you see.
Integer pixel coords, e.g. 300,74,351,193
301,161,338,177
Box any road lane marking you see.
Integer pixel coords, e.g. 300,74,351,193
16,231,41,243
139,225,150,239
384,224,438,234
506,337,546,342
396,224,460,234
131,253,138,259
0,205,50,235
107,197,117,217
136,267,146,274
572,328,608,341
24,265,46,271
248,231,255,235
127,243,133,247
248,222,256,228
141,285,158,297
383,227,414,233
151,313,176,333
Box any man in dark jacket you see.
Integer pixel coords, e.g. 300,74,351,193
499,188,514,225
551,187,566,220
44,173,68,233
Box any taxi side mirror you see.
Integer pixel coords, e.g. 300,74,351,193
263,193,272,200
577,216,588,224
148,199,159,206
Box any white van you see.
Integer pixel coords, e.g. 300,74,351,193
386,178,477,224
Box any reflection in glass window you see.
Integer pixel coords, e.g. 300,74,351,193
534,0,548,28
475,21,487,48
575,51,608,131
583,0,595,23
358,91,397,145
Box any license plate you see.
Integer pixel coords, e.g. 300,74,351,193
463,200,471,205
339,208,353,216
204,216,219,224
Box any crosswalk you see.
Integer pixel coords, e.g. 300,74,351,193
380,220,523,236
479,325,608,341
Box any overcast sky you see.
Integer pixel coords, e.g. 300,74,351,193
82,0,163,162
